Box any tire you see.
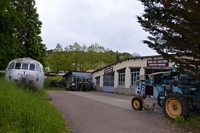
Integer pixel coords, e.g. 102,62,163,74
131,97,143,111
163,93,190,119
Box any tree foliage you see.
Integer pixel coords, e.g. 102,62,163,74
0,0,46,69
15,0,46,65
0,0,20,69
138,0,200,79
118,52,132,60
132,52,141,57
47,43,117,72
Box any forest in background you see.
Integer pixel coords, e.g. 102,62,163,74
47,43,135,73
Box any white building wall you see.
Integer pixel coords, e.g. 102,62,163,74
114,71,118,88
125,67,130,88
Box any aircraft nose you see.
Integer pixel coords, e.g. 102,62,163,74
21,78,26,84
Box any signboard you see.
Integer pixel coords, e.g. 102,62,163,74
104,67,113,74
147,59,169,67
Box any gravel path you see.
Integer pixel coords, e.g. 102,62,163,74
47,91,186,133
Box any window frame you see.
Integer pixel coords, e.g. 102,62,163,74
118,69,125,86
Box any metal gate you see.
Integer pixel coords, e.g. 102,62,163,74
103,74,114,92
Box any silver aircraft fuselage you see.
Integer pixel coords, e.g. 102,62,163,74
4,57,44,90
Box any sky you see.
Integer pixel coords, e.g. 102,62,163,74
35,0,158,56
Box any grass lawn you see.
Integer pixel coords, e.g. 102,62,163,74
0,74,73,133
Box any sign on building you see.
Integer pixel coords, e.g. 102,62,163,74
104,67,113,74
147,59,169,67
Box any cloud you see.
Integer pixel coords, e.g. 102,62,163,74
35,0,158,56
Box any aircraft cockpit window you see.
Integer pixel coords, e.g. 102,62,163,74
30,64,35,71
15,63,21,69
36,64,39,72
38,65,42,72
35,64,41,72
8,62,15,69
22,63,28,70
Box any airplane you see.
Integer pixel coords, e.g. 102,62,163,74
4,57,44,90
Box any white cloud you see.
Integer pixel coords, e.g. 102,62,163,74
35,0,158,56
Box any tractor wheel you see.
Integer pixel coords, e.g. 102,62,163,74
163,93,190,119
131,97,143,111
157,93,164,108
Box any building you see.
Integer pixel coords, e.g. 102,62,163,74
92,55,173,96
64,71,92,88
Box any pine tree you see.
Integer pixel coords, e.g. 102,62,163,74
138,0,200,79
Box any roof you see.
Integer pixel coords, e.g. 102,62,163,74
86,69,95,72
92,54,163,73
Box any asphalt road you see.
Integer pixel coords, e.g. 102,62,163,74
47,91,185,133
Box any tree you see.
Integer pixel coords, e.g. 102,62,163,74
0,0,9,14
118,52,132,60
0,0,21,69
138,0,200,79
15,0,46,65
116,51,120,62
0,0,46,69
47,43,66,72
132,52,141,57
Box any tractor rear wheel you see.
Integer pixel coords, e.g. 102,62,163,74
163,93,190,119
131,97,143,111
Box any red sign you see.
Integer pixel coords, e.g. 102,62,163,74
147,59,169,67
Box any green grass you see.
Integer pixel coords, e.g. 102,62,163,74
167,113,200,133
0,77,73,133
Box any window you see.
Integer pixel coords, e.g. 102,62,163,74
103,74,114,86
22,63,28,70
96,77,100,86
36,64,41,72
29,64,35,71
130,68,140,86
15,63,21,69
8,62,15,69
118,69,125,86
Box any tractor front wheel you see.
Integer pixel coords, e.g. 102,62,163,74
163,93,190,119
131,97,143,111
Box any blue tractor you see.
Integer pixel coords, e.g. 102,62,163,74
131,63,200,119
